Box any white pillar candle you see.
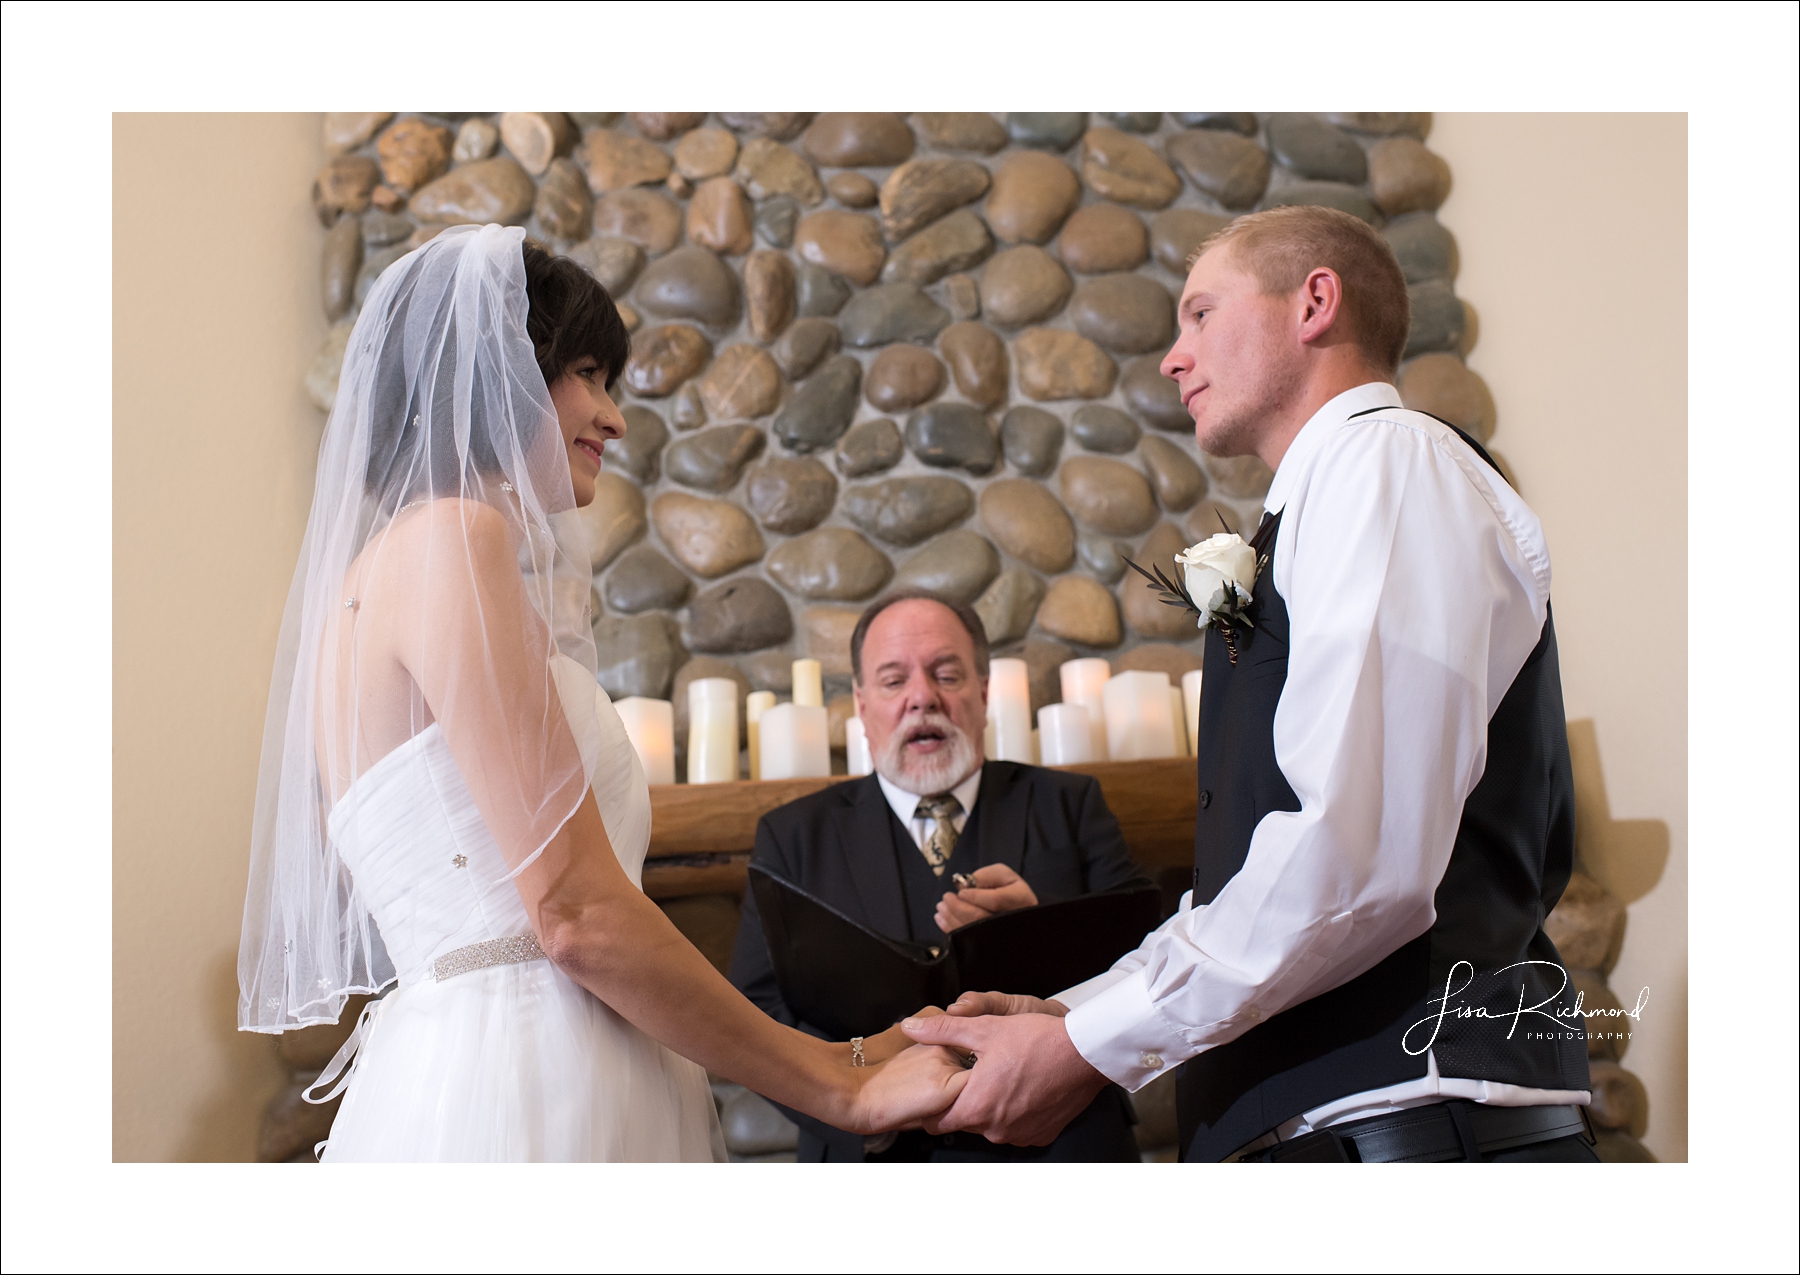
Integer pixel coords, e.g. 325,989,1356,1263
614,696,675,786
759,701,832,780
987,657,1032,763
792,658,824,709
1102,669,1179,761
686,677,739,784
844,716,872,777
1182,668,1204,757
1059,657,1112,761
745,690,776,781
1169,687,1189,756
1037,702,1094,765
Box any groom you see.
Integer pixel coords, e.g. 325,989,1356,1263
905,205,1597,1162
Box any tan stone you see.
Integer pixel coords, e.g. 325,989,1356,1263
674,127,739,180
697,344,782,420
827,171,879,208
719,112,815,142
1571,970,1630,1061
370,186,405,213
617,302,640,332
1587,1062,1648,1138
1544,872,1625,973
879,158,991,242
1139,435,1206,511
1079,127,1180,209
686,177,753,255
985,152,1082,245
1123,523,1197,639
499,112,575,176
580,129,673,193
651,492,766,578
533,156,592,242
376,117,453,192
1113,642,1203,680
592,188,683,256
578,472,647,571
1037,576,1122,647
312,155,381,224
802,605,865,677
623,324,712,398
979,479,1075,573
827,693,857,750
1460,300,1480,357
1203,451,1275,500
734,138,825,206
793,210,886,286
881,210,993,287
980,245,1073,327
865,345,945,412
454,117,499,163
323,112,392,155
631,112,707,141
1057,203,1148,273
410,157,535,225
1059,456,1158,536
667,172,694,199
944,273,980,321
1015,328,1117,400
1165,130,1271,211
1182,500,1249,542
938,322,1009,408
744,250,796,343
913,112,1008,154
1369,137,1452,216
1150,208,1233,274
1398,352,1497,443
802,113,915,167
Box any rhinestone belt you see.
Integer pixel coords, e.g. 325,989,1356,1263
431,933,548,982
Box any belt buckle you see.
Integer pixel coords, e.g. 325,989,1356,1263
1265,1128,1353,1162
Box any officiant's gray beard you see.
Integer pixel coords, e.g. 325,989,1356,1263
873,710,981,797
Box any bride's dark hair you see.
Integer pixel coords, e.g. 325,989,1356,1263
521,239,631,391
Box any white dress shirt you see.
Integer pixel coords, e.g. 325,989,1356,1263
1059,382,1589,1132
876,767,983,854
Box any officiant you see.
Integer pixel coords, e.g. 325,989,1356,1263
726,590,1150,1162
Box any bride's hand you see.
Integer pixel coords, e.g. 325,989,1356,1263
845,1042,971,1135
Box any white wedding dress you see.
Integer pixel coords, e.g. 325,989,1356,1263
315,657,726,1162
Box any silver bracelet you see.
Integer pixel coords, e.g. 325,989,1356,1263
850,1036,866,1067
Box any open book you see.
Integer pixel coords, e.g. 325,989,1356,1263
749,865,1163,1040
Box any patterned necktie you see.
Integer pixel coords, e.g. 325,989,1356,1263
913,794,963,877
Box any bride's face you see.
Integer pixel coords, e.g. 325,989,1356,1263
549,356,626,507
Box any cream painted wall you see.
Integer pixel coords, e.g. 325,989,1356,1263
113,113,326,1160
1432,114,1687,1161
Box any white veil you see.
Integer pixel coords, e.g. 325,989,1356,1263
239,224,598,1033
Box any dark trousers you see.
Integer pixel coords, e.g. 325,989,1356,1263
799,1084,1141,1163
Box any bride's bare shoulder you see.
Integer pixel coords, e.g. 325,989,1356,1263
364,498,517,593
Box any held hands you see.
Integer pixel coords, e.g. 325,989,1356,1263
934,864,1038,933
840,1006,971,1135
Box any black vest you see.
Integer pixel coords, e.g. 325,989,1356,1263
1177,443,1591,1162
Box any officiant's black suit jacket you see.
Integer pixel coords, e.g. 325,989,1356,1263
727,759,1151,1162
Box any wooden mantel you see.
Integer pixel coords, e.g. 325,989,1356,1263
642,759,1196,900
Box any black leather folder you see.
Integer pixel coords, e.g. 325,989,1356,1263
748,865,1163,1040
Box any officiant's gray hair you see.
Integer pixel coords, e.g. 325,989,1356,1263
849,590,991,685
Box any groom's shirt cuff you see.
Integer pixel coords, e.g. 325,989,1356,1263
1063,969,1195,1091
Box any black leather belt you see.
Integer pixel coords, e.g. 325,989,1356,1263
1241,1100,1590,1163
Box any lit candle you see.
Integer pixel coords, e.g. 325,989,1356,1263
759,701,831,780
988,657,1032,763
1102,670,1179,761
1059,657,1111,761
614,696,675,786
686,677,739,784
745,690,776,781
1182,669,1204,757
1169,687,1189,756
1037,702,1093,765
845,716,872,776
792,658,824,709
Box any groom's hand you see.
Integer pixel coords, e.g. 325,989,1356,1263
900,1011,1109,1146
946,990,1068,1018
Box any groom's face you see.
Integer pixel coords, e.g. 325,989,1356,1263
1161,245,1301,458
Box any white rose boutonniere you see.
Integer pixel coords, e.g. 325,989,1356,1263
1126,528,1268,664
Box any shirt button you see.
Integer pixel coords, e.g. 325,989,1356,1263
1141,1052,1163,1070
1198,789,1212,809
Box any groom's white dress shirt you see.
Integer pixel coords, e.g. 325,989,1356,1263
1057,382,1590,1136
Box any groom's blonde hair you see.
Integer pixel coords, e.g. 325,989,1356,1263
1193,205,1411,377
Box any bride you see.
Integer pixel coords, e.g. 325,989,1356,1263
238,223,965,1160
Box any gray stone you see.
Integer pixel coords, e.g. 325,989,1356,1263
1000,405,1064,475
662,424,765,492
361,210,414,247
1101,112,1162,133
1369,137,1452,217
742,651,796,693
1150,208,1231,274
1139,434,1206,510
1070,404,1141,453
1383,212,1458,283
838,284,952,347
1121,356,1191,430
603,545,692,613
353,243,407,307
881,210,993,286
672,383,706,430
1059,456,1158,536
686,577,794,654
1076,529,1129,584
912,112,1009,154
767,528,893,601
1257,181,1380,225
1173,113,1259,135
979,245,1073,327
745,455,838,533
721,1086,799,1157
891,530,1000,603
794,262,852,317
834,417,904,477
974,568,1047,644
944,273,980,320
1265,113,1367,184
651,491,765,577
879,158,992,243
754,195,800,248
610,405,669,482
635,245,742,329
1322,112,1431,139
1405,279,1465,358
322,212,363,321
570,235,645,294
1006,112,1088,151
905,402,998,474
979,478,1075,573
772,354,861,452
771,317,841,379
840,476,975,546
593,613,684,700
1166,129,1271,210
1203,451,1275,501
1069,274,1175,353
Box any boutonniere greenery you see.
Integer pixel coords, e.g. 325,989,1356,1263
1126,522,1268,665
